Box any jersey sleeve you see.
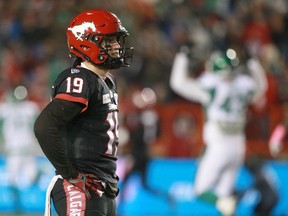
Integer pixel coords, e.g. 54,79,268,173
34,99,84,179
52,68,92,112
247,58,268,104
237,74,257,104
170,52,210,104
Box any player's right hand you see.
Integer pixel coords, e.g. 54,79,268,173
67,173,92,199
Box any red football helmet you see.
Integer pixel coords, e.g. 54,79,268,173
66,9,133,69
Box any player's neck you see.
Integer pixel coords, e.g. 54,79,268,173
81,62,108,78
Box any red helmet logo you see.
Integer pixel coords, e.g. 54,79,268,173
68,22,96,41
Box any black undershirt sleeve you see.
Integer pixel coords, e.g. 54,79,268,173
34,99,85,179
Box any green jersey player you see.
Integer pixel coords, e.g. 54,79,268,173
170,48,267,216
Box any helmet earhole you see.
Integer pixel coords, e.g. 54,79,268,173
98,55,104,61
92,35,100,43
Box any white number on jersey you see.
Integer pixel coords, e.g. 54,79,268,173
105,112,119,156
66,77,84,93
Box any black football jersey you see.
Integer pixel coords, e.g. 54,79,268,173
52,66,119,183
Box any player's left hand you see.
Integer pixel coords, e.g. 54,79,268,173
67,173,104,199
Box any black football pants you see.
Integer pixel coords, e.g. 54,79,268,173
51,178,117,216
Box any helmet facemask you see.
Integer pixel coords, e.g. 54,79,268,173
88,32,133,69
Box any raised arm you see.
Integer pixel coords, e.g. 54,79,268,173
169,52,210,104
247,58,268,104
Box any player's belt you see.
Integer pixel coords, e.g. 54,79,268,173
217,120,245,135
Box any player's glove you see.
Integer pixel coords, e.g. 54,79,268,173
67,173,105,199
179,42,194,57
179,42,204,76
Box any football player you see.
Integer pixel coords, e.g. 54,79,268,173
34,9,133,216
0,86,41,213
170,47,267,216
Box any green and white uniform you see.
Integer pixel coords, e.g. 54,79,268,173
170,52,267,198
0,99,40,187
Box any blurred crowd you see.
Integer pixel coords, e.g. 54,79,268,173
0,0,288,158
